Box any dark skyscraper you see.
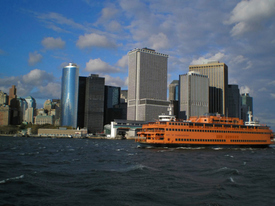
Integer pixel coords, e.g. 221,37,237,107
104,86,123,125
228,84,241,118
77,74,105,133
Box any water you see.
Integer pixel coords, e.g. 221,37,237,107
1,136,275,206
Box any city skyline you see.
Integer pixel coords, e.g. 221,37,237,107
0,0,275,129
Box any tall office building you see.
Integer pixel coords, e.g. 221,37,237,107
179,71,209,120
77,74,105,133
8,85,17,106
189,61,228,116
127,48,169,121
25,96,36,124
61,63,79,128
241,93,253,122
0,90,8,105
104,85,124,125
228,85,241,118
169,80,179,101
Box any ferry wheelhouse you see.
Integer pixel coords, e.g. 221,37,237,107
136,112,274,148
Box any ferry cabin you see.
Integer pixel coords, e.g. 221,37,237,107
137,116,273,147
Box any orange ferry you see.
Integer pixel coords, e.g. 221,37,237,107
136,112,274,148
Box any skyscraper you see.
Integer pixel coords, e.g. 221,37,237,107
189,61,228,116
228,84,241,118
241,93,253,122
77,74,105,133
169,80,179,101
179,71,209,120
8,85,16,106
61,63,79,128
25,96,36,124
127,48,169,121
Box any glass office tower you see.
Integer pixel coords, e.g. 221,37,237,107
61,63,79,128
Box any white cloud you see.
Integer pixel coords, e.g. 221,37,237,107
22,69,55,86
0,69,58,100
105,20,122,32
28,51,42,66
42,37,65,50
35,11,86,32
149,32,170,50
191,52,226,65
240,85,251,94
271,93,275,99
38,82,61,99
76,33,117,49
226,0,275,36
232,55,246,64
85,58,120,73
116,55,128,68
104,75,126,87
100,7,118,21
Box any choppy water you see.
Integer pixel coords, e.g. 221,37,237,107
1,136,275,206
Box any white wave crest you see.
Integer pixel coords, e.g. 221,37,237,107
0,174,24,184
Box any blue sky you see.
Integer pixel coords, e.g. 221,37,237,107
0,0,275,129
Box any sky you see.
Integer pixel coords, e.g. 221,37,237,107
0,0,275,130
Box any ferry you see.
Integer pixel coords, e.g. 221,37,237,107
136,112,274,148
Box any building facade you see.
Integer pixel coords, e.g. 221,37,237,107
0,91,8,105
169,80,179,101
0,105,10,125
241,93,253,122
179,71,209,120
8,85,16,106
189,61,228,116
24,96,36,124
127,48,169,121
77,74,105,133
104,86,122,125
61,63,79,128
228,84,241,118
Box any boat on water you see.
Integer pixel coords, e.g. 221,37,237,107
136,112,274,148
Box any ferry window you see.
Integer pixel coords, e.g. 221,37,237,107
172,129,174,131
169,129,171,131
169,123,171,125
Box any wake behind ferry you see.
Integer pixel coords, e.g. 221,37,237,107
136,111,274,148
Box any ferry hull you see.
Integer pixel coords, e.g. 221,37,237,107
137,142,271,149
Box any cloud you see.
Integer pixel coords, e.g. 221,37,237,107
34,11,86,32
105,20,122,32
271,93,275,99
225,0,275,36
191,52,226,65
38,82,61,99
76,33,117,49
149,32,170,50
41,37,65,50
0,69,58,100
28,51,42,66
240,85,251,94
104,75,126,87
116,55,128,68
84,58,120,73
22,69,55,86
99,7,118,22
